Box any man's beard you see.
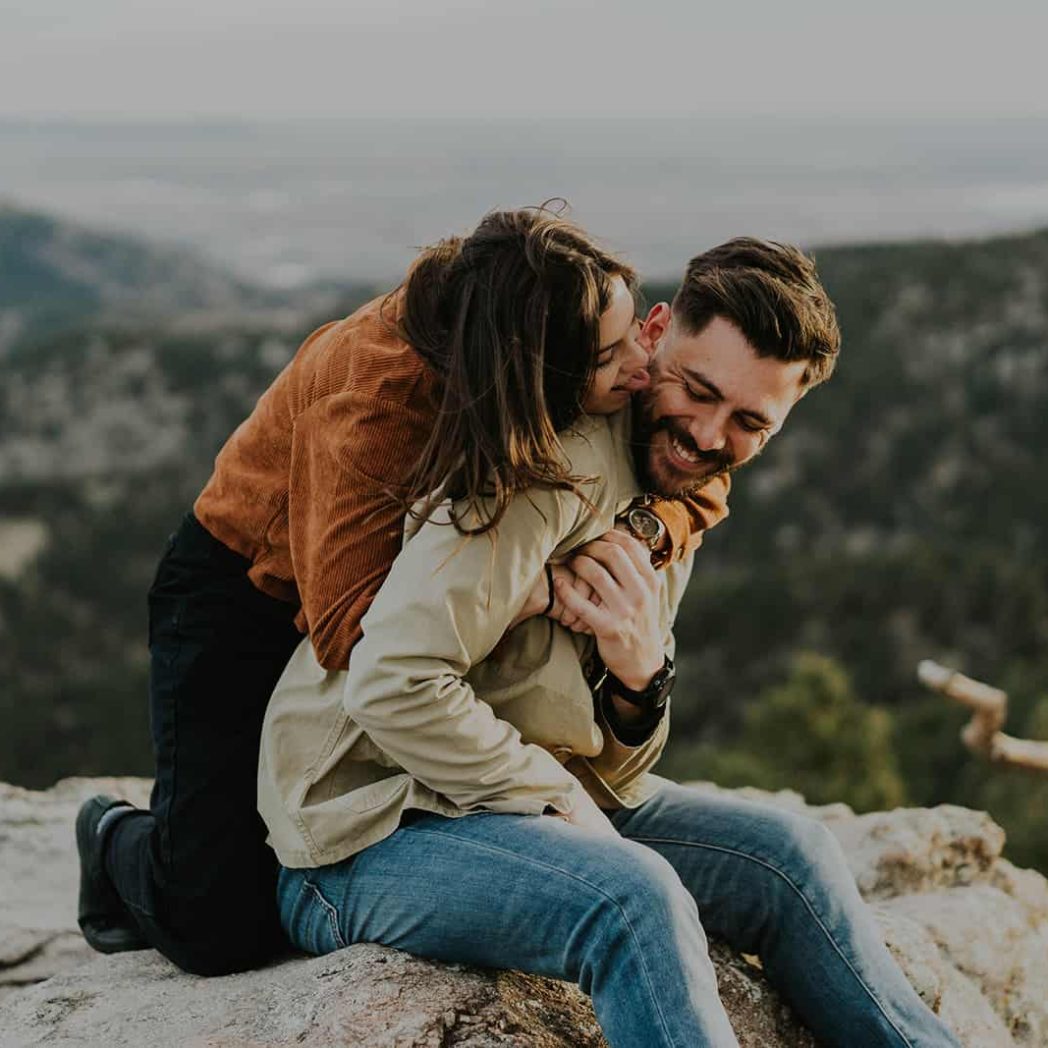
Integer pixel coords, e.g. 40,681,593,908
630,401,736,497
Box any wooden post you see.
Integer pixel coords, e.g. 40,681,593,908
917,660,1048,774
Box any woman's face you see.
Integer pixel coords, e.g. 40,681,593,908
582,274,652,414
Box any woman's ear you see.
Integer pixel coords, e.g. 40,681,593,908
638,302,671,356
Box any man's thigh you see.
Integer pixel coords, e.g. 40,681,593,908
608,779,853,947
279,810,685,976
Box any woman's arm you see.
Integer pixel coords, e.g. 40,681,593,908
287,389,437,671
511,473,732,633
341,423,619,819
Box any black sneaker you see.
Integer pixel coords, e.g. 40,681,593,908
75,794,148,954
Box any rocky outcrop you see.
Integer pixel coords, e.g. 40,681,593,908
2,777,1046,1047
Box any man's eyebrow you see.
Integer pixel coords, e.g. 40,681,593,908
681,367,772,428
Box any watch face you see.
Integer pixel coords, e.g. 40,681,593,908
627,508,662,545
651,660,676,708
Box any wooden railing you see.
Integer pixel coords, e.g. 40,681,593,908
917,660,1048,773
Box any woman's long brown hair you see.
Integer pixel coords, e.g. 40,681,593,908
392,206,636,536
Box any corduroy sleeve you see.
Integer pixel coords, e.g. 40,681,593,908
287,391,432,670
645,473,731,567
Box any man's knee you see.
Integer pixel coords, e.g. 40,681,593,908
598,840,703,941
571,840,709,998
757,809,854,901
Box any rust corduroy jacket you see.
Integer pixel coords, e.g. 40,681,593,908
194,293,730,670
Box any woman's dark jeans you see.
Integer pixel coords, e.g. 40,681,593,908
105,512,303,975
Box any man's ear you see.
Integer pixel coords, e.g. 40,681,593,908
639,302,671,355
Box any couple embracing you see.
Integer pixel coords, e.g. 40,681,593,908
77,207,959,1047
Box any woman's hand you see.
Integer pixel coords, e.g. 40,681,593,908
507,524,653,638
554,529,664,691
507,564,598,633
547,564,597,633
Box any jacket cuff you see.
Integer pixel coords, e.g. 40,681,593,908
599,687,666,747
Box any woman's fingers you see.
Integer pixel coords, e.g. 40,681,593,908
554,574,614,633
547,566,599,629
570,544,644,618
569,555,623,616
545,529,654,642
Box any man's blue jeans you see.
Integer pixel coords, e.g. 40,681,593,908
277,779,959,1048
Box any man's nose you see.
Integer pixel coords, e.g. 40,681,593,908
690,412,729,452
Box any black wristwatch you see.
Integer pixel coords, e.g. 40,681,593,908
603,655,676,712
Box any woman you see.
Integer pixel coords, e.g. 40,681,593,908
76,206,727,977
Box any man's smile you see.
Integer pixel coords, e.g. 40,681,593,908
652,419,733,482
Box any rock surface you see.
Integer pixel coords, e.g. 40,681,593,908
1,777,1046,1047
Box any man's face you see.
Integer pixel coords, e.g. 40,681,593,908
633,307,809,496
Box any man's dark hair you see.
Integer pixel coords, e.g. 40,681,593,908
671,238,840,387
394,205,636,536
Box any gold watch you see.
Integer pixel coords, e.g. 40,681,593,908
622,506,668,564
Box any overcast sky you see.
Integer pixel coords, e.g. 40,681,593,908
2,0,1046,121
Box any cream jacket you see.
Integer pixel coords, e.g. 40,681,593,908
259,410,693,869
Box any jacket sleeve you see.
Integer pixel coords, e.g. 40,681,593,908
287,391,432,670
646,473,731,567
583,693,671,796
340,441,613,817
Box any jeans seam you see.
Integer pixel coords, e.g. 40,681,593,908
629,834,915,1048
303,878,347,951
403,824,682,1048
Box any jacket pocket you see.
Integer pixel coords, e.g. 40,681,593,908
343,773,407,813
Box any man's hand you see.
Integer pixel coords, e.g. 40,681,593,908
545,522,634,632
554,529,664,691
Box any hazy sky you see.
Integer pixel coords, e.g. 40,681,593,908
2,0,1047,121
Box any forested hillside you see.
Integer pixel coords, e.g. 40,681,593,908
0,204,349,353
2,209,1046,868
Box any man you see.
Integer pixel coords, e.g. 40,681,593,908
262,238,960,1046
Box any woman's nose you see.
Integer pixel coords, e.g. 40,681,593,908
620,367,651,392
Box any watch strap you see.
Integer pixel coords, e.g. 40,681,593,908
603,655,675,710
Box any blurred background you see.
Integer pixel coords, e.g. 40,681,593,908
2,2,1047,869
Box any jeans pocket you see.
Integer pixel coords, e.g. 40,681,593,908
282,874,348,955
